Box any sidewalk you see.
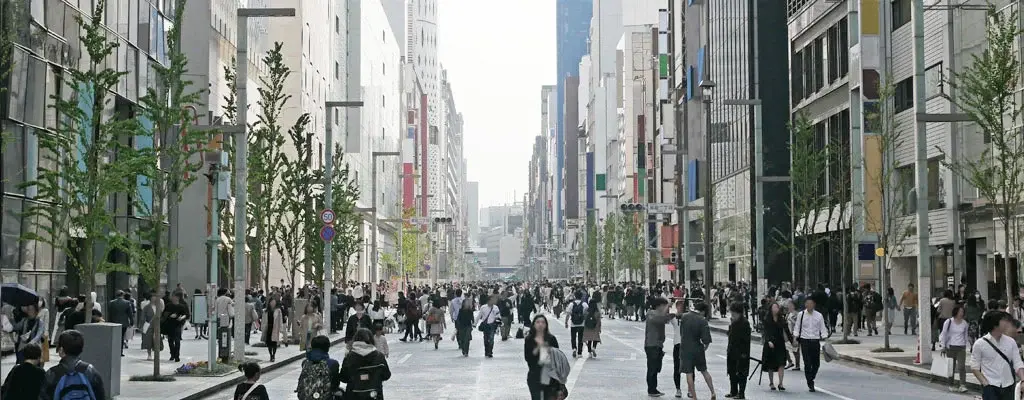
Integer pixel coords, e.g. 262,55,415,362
705,316,983,392
0,326,346,399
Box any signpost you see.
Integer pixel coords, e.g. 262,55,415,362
647,203,675,214
320,209,336,225
320,225,336,242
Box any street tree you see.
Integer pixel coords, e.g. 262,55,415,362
134,0,207,377
275,113,315,288
303,143,361,286
217,60,239,284
944,6,1024,302
21,1,151,321
601,213,618,281
618,214,645,280
788,113,831,289
865,79,913,350
250,43,289,286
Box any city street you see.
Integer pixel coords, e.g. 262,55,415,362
202,313,971,400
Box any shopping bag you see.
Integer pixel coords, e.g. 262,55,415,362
930,354,954,378
821,342,839,362
1015,382,1023,400
515,325,525,339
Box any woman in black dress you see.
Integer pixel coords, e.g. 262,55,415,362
761,302,791,391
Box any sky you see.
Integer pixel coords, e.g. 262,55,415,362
437,0,556,208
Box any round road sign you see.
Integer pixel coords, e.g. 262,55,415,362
319,225,336,242
320,209,336,225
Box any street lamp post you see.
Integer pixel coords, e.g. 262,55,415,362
323,100,364,333
371,151,400,301
700,79,716,311
233,7,295,362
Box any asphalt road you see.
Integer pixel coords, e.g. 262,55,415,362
202,311,976,400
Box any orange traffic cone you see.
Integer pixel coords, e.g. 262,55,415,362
914,344,921,364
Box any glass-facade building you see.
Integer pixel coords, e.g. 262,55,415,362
556,0,591,233
2,0,171,302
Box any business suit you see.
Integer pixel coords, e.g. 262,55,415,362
107,298,134,354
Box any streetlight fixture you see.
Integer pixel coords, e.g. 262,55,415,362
371,151,401,300
321,100,363,333
231,6,294,363
699,79,715,312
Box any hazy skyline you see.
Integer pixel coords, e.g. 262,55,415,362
438,0,556,207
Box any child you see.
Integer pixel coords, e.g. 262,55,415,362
374,324,390,357
234,362,270,400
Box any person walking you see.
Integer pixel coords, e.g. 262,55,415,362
263,298,283,362
297,303,323,351
940,304,970,393
1,343,45,400
425,299,446,350
498,292,515,341
679,303,716,399
900,283,919,335
454,292,475,357
140,292,162,360
670,300,686,398
39,330,106,400
340,329,391,400
761,302,791,391
564,291,589,358
863,284,882,336
582,298,602,358
795,297,829,392
477,294,501,358
726,303,752,399
162,293,190,363
524,314,560,400
971,310,1024,400
644,297,677,397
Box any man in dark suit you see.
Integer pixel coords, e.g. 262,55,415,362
107,291,134,356
726,302,752,399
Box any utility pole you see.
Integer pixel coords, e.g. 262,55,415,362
323,100,364,335
912,0,933,364
233,7,295,362
700,0,716,311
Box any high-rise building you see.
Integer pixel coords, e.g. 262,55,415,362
2,0,178,302
556,0,593,238
467,182,480,246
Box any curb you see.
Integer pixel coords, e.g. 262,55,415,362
178,336,346,400
708,325,981,392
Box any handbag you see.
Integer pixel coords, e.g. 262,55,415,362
930,354,954,377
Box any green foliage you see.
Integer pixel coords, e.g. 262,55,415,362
275,112,316,286
617,213,644,274
20,1,150,293
134,0,207,292
601,213,617,280
217,59,238,282
250,43,290,285
787,112,830,287
393,208,428,277
943,5,1024,301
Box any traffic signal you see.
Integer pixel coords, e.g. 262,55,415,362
619,203,645,213
434,217,452,224
670,251,678,263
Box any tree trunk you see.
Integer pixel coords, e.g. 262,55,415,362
1005,219,1014,301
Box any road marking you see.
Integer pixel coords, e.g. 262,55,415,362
716,355,854,400
563,354,587,394
632,326,645,331
397,353,412,364
604,332,644,353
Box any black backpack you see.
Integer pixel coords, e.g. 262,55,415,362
570,302,586,325
584,310,598,329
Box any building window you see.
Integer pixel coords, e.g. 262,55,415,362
813,37,824,92
838,17,849,77
791,48,803,104
335,62,339,80
335,16,339,33
897,165,915,214
893,0,911,30
925,62,944,98
827,25,839,83
894,77,914,112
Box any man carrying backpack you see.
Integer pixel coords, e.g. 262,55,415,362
296,335,340,400
40,330,106,400
563,291,589,358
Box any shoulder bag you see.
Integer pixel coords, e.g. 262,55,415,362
984,337,1020,384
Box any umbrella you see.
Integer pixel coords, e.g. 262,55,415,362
0,283,39,307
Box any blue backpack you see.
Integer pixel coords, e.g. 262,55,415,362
54,361,97,400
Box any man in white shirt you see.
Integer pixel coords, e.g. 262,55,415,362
972,311,1024,400
563,291,589,358
795,297,829,392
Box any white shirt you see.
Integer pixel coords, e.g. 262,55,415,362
476,304,499,325
795,309,828,340
972,333,1024,388
940,318,969,348
670,317,681,344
